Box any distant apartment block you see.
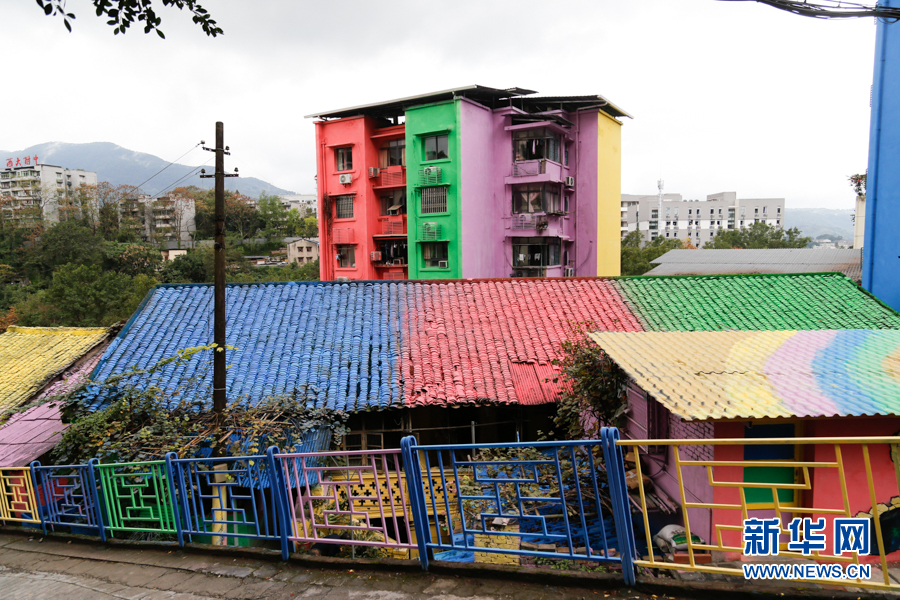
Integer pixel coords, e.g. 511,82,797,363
279,194,317,216
310,85,630,281
0,160,97,223
119,193,196,244
287,237,319,265
620,191,785,245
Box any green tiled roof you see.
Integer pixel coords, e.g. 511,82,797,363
615,273,900,332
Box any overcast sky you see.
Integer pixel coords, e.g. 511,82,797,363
1,1,876,209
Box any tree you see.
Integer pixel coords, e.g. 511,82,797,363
257,192,288,242
27,220,104,279
103,242,162,277
849,173,867,197
703,222,811,249
620,231,685,276
37,0,222,37
192,188,258,240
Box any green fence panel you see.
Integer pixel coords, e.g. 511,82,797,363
96,460,177,535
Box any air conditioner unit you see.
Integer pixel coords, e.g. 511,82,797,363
339,173,353,185
564,176,575,187
370,251,382,261
423,166,439,176
387,206,401,216
368,167,379,178
565,267,575,277
336,276,350,282
438,260,449,269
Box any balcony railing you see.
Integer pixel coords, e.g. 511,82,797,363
375,166,406,188
377,215,407,236
512,159,547,177
332,228,355,244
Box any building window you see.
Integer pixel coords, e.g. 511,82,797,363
688,209,692,215
512,237,561,267
666,207,670,217
335,195,354,219
512,128,560,163
379,139,406,168
422,242,449,267
710,209,715,215
741,207,746,215
335,147,353,172
423,135,449,161
754,207,759,214
421,187,447,214
650,209,659,219
674,208,679,216
777,207,781,214
380,189,406,215
336,245,355,268
763,206,768,214
512,184,562,214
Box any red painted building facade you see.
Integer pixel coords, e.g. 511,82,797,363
315,116,408,281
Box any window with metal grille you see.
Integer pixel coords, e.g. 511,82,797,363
421,187,447,214
335,195,354,219
336,245,355,268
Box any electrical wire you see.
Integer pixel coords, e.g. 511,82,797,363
134,141,205,194
720,0,900,19
151,158,213,198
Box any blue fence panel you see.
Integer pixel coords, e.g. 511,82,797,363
169,449,290,559
30,459,106,541
401,433,636,583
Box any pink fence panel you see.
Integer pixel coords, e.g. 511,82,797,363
275,449,417,551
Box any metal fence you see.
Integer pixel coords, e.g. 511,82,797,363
95,459,179,536
401,434,636,584
168,449,290,558
274,448,417,557
0,467,40,524
617,434,900,592
31,460,105,540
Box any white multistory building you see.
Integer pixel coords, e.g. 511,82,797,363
621,190,786,245
0,162,98,223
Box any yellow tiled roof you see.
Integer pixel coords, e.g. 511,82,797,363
588,330,900,421
0,326,110,411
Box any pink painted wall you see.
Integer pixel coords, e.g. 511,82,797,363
712,417,900,561
459,98,506,278
573,111,599,276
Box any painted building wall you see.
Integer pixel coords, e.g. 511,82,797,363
575,110,600,277
864,0,900,311
405,101,461,279
596,111,622,276
711,418,900,562
316,117,407,281
460,98,506,278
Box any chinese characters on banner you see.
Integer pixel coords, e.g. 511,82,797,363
743,517,870,557
4,156,39,168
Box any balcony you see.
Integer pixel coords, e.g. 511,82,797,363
506,159,564,185
375,214,407,237
332,228,355,244
373,166,406,189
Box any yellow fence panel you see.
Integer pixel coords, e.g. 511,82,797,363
0,467,40,524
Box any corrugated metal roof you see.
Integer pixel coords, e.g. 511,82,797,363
647,249,862,281
0,402,68,467
79,274,900,414
588,330,900,421
0,327,110,411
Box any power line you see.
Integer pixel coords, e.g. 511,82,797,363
151,158,213,198
721,0,900,19
134,141,205,194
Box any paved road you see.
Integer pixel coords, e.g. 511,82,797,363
0,532,654,600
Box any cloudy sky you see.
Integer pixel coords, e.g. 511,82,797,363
1,1,876,209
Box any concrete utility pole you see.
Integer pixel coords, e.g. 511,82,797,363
200,122,238,414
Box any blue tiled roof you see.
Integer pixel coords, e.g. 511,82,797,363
85,282,407,412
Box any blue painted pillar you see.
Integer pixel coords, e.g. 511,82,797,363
864,1,900,310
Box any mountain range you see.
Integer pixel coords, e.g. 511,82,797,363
1,142,293,199
783,207,855,241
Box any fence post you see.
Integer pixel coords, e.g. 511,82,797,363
87,458,107,542
29,461,46,535
164,452,185,548
266,446,291,561
601,427,636,586
400,435,429,571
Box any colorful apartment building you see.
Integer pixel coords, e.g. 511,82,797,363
310,86,630,281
